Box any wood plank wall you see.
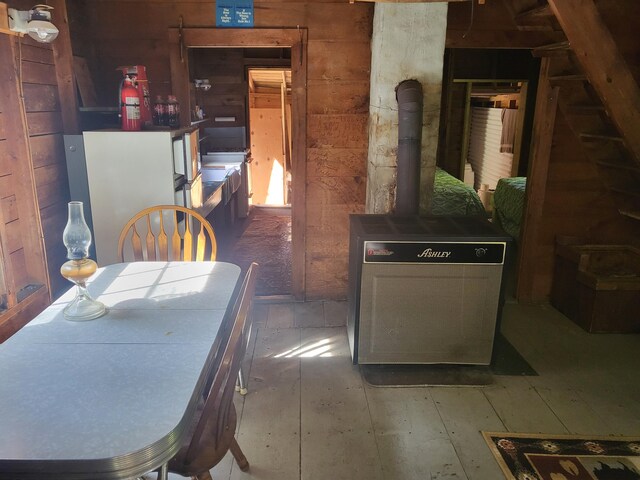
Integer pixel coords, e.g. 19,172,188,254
67,0,373,299
19,35,70,298
191,48,247,128
0,26,57,338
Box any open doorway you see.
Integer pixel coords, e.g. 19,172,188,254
247,68,292,207
461,80,529,204
170,29,306,298
459,80,532,299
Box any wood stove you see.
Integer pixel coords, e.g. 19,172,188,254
348,215,511,365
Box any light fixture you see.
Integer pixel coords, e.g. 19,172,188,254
194,79,211,91
8,4,59,43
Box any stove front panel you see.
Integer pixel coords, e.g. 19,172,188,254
357,262,503,365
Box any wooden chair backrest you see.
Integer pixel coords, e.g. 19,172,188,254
117,205,217,262
183,262,259,465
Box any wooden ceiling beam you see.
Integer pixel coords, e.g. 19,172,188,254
547,0,640,163
351,0,468,2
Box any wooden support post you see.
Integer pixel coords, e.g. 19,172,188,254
290,29,307,300
511,81,528,177
517,58,558,302
49,0,80,134
168,29,191,128
459,81,472,176
280,75,288,204
0,2,8,29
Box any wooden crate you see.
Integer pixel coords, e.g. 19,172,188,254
551,242,640,333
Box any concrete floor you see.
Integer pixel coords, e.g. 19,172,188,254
198,300,640,480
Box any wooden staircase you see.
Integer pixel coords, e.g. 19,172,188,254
510,0,640,219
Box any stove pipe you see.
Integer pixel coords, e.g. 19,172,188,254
395,79,423,216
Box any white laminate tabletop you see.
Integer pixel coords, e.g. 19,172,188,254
0,261,242,480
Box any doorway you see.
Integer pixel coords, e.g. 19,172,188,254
461,80,529,189
460,80,531,299
168,28,307,299
247,68,292,207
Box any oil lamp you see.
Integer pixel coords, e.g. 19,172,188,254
59,201,106,321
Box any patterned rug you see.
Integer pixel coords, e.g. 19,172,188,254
483,432,640,480
223,207,291,297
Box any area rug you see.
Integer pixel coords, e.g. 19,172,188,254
360,334,537,387
224,207,291,297
483,432,640,480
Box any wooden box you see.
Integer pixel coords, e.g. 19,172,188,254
551,243,640,333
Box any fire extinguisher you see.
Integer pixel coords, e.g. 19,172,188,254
119,75,141,131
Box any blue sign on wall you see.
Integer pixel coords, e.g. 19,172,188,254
216,0,253,27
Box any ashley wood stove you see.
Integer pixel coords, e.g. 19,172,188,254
348,215,511,365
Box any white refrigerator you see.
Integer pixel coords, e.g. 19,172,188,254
66,128,201,267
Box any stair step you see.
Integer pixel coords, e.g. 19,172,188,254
549,74,587,82
580,132,624,142
533,41,571,57
595,160,640,173
515,4,553,22
566,104,606,115
610,186,640,198
619,209,640,221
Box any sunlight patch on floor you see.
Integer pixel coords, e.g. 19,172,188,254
274,338,336,358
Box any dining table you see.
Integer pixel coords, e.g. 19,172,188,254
0,261,241,480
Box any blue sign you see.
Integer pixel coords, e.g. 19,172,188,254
216,0,253,27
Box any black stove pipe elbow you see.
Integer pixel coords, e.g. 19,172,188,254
395,79,423,216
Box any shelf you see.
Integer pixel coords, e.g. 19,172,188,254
190,118,211,126
79,107,118,113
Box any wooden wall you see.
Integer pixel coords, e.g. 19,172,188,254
190,48,290,129
191,48,247,128
6,0,70,300
67,0,372,299
20,37,71,299
0,0,74,338
0,33,51,340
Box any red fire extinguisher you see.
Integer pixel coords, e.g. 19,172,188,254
119,75,141,131
118,65,152,128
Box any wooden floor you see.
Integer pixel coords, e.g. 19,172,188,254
199,300,640,480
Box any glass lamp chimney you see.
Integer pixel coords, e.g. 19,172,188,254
63,201,91,260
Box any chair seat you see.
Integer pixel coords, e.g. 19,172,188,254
169,402,242,477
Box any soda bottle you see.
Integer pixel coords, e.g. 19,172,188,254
167,95,180,128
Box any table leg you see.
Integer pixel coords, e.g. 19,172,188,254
157,463,168,480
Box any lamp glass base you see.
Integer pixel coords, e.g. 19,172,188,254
63,292,106,321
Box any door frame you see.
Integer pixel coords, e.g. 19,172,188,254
168,28,308,299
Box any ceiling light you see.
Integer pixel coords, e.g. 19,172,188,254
8,4,58,43
27,5,58,43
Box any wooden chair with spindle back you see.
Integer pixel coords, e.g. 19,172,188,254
118,205,254,398
117,205,217,263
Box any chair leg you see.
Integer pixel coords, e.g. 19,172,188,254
236,368,247,396
229,437,250,471
193,472,213,480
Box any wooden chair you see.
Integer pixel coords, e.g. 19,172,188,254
118,205,252,397
117,205,217,263
168,262,259,480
